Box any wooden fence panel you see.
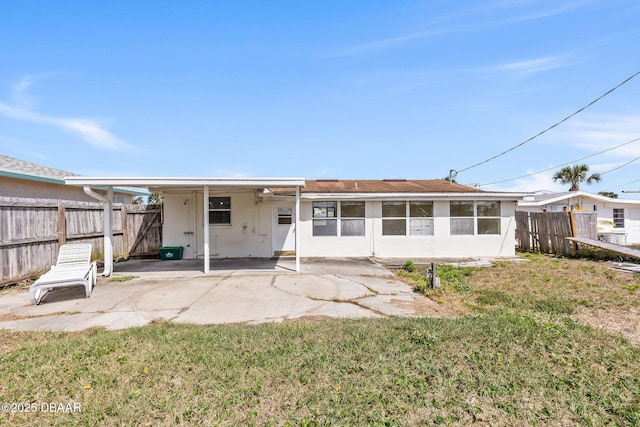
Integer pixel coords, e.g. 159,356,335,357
123,205,162,258
573,212,597,240
516,211,579,256
0,197,163,285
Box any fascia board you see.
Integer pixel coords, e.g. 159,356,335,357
65,177,306,188
1,171,148,195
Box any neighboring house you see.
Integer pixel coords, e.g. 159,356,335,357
65,176,524,274
517,191,640,245
0,154,145,203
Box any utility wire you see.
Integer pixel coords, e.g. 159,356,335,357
600,155,640,176
481,136,640,186
455,69,640,175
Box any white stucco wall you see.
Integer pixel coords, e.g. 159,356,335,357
163,191,274,258
297,200,516,258
164,194,518,258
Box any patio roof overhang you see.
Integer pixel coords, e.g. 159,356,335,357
65,176,306,191
65,176,306,275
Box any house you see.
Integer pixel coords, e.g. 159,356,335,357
65,176,523,274
0,154,145,203
517,191,640,245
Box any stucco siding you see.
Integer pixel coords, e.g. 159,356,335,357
0,176,134,203
165,194,518,259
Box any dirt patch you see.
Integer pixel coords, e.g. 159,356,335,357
0,312,26,322
395,294,458,317
574,307,640,346
0,311,80,323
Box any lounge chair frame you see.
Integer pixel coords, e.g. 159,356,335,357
29,243,97,305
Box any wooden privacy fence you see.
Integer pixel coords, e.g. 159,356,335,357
515,211,597,256
0,197,162,285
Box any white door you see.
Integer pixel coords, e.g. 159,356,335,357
272,204,295,255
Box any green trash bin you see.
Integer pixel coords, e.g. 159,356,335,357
160,246,184,260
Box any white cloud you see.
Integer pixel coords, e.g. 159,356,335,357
493,56,569,76
0,75,131,151
321,28,444,58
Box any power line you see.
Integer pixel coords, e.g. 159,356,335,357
455,69,640,175
600,155,640,176
480,136,640,186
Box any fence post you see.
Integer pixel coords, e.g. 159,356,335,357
569,211,578,254
57,202,66,245
121,205,130,259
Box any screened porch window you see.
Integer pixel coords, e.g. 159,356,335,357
450,201,474,235
477,201,501,235
382,202,406,235
312,201,365,236
209,197,231,225
313,201,337,236
341,201,365,236
450,201,501,235
410,201,434,236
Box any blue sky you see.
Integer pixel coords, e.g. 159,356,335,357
1,0,640,196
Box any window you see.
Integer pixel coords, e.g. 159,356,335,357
382,202,406,235
277,207,292,225
450,201,474,235
410,201,434,236
341,201,365,236
312,201,365,236
209,197,231,225
313,201,337,236
450,201,501,235
382,201,434,236
613,208,625,228
477,201,501,235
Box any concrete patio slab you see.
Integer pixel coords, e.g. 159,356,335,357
0,257,444,331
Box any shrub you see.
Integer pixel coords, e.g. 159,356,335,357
404,260,416,272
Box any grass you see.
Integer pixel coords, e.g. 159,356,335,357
1,317,639,426
398,252,640,314
1,252,640,425
107,276,138,283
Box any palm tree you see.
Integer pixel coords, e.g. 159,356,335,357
552,164,601,191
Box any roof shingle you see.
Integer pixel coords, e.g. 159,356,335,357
272,179,484,195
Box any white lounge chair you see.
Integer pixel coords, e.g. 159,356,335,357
29,243,97,305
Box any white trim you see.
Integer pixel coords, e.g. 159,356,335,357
66,176,305,188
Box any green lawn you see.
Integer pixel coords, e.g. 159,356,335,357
1,254,640,426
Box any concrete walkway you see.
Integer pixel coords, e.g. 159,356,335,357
0,258,438,331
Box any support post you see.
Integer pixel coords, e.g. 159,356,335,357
295,185,300,272
203,186,210,273
103,186,114,276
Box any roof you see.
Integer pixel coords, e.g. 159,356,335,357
285,179,483,193
271,179,523,200
0,154,79,183
518,190,640,207
0,154,147,196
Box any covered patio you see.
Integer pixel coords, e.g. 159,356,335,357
65,176,305,275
